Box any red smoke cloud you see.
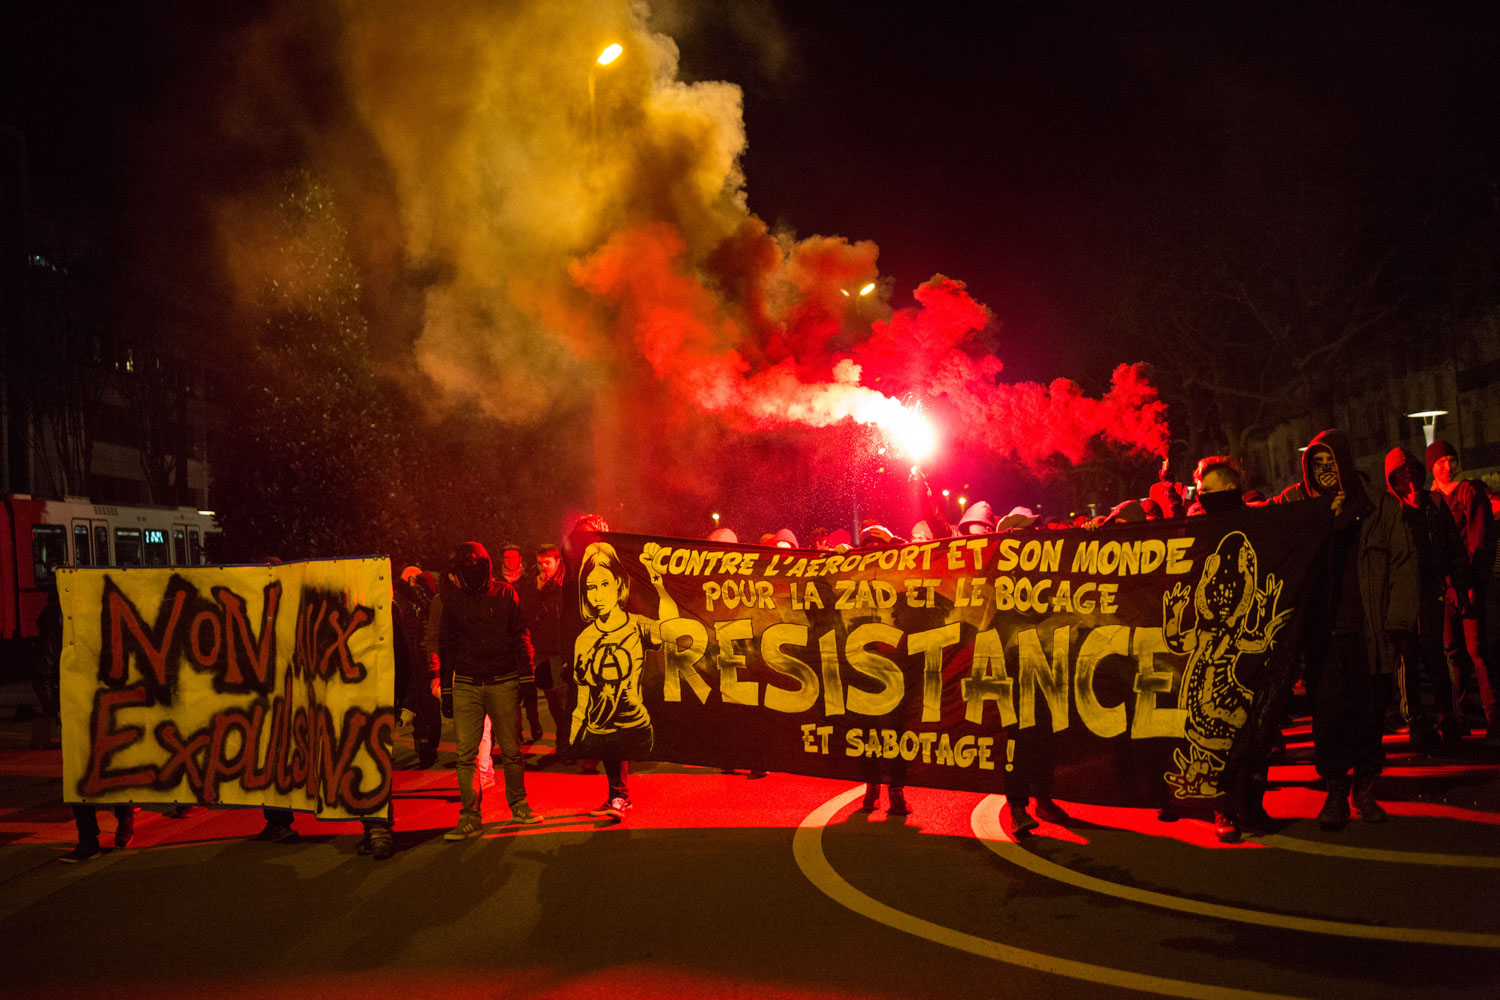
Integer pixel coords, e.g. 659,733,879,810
571,222,1168,466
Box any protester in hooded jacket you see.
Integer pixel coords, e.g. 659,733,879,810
1272,429,1418,828
427,541,543,837
956,501,997,535
1426,440,1499,738
1386,447,1471,745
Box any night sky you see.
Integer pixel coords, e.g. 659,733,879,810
5,2,1493,378
704,1,1500,382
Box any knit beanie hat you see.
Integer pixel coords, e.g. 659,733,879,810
1425,440,1457,472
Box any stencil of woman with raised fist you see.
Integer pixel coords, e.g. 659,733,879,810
570,541,677,760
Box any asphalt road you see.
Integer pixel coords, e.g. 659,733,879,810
2,687,1499,1000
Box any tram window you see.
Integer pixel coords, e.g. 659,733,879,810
115,528,143,566
189,529,202,565
32,525,68,587
94,525,109,566
144,529,169,566
74,525,93,567
173,528,187,566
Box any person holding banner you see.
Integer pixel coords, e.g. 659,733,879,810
1275,429,1417,828
572,539,677,821
522,543,570,765
428,542,544,838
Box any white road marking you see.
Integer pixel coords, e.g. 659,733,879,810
794,785,1314,1000
972,795,1500,948
1254,833,1500,868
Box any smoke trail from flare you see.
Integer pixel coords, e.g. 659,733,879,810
207,0,1168,499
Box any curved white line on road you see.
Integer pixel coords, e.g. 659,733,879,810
794,785,1311,1000
972,795,1500,948
1253,833,1500,869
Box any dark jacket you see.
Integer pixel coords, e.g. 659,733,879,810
1386,447,1469,603
1274,429,1418,673
520,570,565,661
425,542,533,682
1431,477,1495,594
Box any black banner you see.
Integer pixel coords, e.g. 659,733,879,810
569,501,1330,808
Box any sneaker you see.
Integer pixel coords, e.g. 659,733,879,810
1213,811,1241,843
1156,807,1180,822
1033,798,1070,824
605,796,631,820
1317,781,1351,829
359,826,396,859
887,789,910,815
588,800,615,817
528,727,545,744
858,787,879,811
1003,801,1038,836
60,842,101,864
254,823,299,844
511,804,545,825
1351,780,1387,823
747,770,769,780
443,816,484,841
114,812,135,849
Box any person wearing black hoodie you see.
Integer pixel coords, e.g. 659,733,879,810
427,541,543,838
1386,448,1471,745
1272,429,1417,828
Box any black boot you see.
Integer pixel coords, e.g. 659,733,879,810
1351,778,1387,822
1317,776,1351,830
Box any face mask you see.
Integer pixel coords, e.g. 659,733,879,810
1199,489,1244,514
1309,450,1339,495
460,560,489,591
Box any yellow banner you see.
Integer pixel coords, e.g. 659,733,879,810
59,558,396,819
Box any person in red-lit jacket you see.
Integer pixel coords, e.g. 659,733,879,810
1427,440,1498,738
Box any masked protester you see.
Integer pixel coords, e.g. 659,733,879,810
1188,456,1247,516
1386,448,1471,746
1426,441,1499,738
1272,429,1417,828
427,542,543,837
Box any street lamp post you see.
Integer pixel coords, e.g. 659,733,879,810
589,43,623,158
1406,410,1449,448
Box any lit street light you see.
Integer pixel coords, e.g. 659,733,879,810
589,43,623,156
1406,409,1449,447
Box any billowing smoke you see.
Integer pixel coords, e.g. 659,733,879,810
208,0,1168,530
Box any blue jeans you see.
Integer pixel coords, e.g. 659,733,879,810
453,675,527,819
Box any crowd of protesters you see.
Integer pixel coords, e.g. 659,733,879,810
41,427,1498,860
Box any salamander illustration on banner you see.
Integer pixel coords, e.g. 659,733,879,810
1162,531,1290,799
